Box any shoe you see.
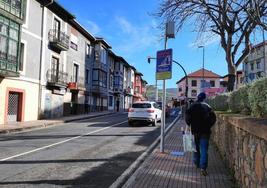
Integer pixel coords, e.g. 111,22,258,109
200,169,208,176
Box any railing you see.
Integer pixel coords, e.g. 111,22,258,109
92,62,108,71
46,69,68,86
69,76,85,89
48,29,70,50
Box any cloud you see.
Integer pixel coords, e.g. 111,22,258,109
86,20,101,35
112,16,160,58
189,32,220,48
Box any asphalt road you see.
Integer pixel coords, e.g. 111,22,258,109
0,113,177,188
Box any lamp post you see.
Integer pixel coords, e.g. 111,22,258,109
198,45,205,89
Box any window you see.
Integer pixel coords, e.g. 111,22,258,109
250,63,254,71
109,75,113,89
178,87,182,92
191,89,197,97
135,86,140,93
191,80,197,87
73,64,79,82
53,18,60,39
85,69,89,84
86,44,91,57
114,76,120,86
92,69,107,87
101,48,107,64
132,103,151,108
70,41,78,51
115,62,119,70
109,96,113,107
0,0,24,19
256,61,261,69
93,69,98,80
210,80,215,87
0,16,20,66
70,29,78,51
19,42,24,71
51,56,60,81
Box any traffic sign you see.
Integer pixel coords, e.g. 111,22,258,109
156,49,172,80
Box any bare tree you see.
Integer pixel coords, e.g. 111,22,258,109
156,0,267,91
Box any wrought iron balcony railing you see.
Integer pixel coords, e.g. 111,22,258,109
46,69,68,87
48,29,70,51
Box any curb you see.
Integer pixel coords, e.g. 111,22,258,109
0,112,115,134
109,115,181,188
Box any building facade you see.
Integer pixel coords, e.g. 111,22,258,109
177,68,223,101
243,41,267,83
133,71,143,102
123,62,134,110
113,56,124,111
91,38,110,111
0,0,37,124
0,0,146,126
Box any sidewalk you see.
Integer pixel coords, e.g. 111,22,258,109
0,111,115,134
123,119,235,188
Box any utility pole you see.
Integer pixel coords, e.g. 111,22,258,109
198,46,205,90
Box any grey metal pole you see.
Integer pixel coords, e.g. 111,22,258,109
263,27,266,75
160,35,168,153
202,47,205,81
155,79,158,101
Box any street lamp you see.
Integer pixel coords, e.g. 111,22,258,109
198,45,205,89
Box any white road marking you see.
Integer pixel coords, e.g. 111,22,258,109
0,120,128,161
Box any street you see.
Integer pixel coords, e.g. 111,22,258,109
0,113,177,188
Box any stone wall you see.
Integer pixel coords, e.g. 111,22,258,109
212,113,267,188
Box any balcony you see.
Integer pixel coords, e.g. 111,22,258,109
0,57,19,77
92,62,108,72
46,69,68,88
48,29,70,51
91,85,108,96
68,77,86,91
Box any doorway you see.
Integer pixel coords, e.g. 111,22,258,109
7,91,23,123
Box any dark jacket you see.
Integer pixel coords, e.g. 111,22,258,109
185,101,216,135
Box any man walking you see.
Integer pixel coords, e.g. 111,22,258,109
185,92,216,176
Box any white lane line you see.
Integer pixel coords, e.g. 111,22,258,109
0,120,128,162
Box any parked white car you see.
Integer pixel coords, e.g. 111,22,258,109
128,101,162,126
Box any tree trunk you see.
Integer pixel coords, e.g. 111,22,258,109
227,64,236,91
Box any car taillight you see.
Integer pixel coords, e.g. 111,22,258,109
147,109,154,113
128,108,134,112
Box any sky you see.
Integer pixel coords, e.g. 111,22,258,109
58,0,265,89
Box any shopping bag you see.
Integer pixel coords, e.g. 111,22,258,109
182,127,196,152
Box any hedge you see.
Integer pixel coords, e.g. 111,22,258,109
248,78,267,118
207,77,267,118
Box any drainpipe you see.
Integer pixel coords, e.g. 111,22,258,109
38,0,54,119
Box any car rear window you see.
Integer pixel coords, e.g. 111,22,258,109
132,103,151,108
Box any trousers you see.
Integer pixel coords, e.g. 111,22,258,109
193,134,210,170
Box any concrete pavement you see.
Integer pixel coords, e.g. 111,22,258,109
116,119,235,188
0,111,115,134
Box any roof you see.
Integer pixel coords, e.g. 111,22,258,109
176,68,221,84
95,37,111,48
187,68,221,78
141,80,148,84
117,56,131,67
107,49,117,57
135,71,143,76
69,20,95,41
43,1,75,21
251,40,267,50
